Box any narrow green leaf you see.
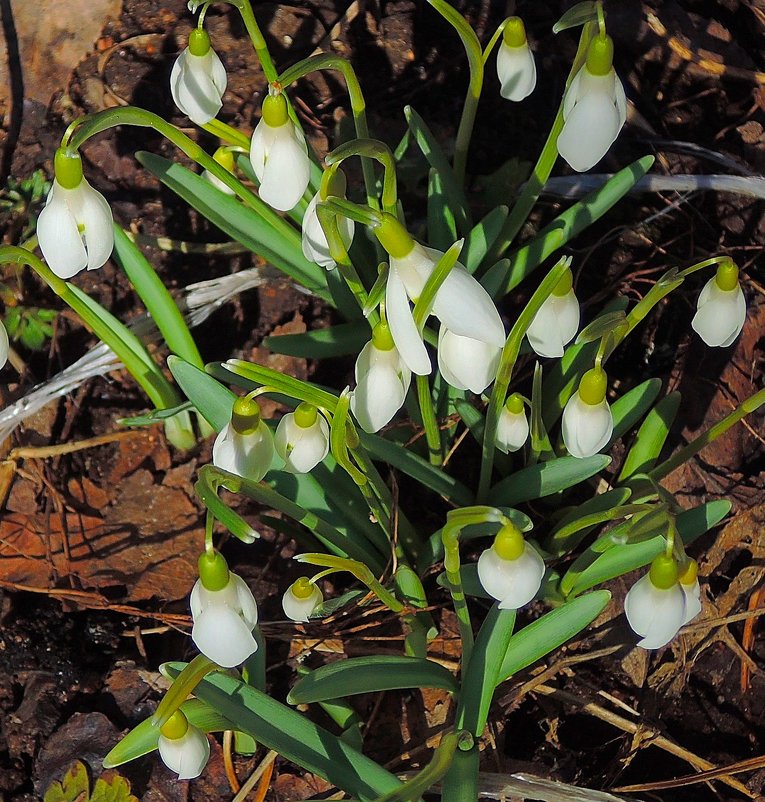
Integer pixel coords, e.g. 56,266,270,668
610,378,663,442
618,392,681,481
168,355,236,432
546,488,632,555
488,455,611,506
496,591,611,683
428,168,458,249
287,656,458,705
163,665,403,801
553,1,599,33
463,206,508,274
264,321,369,358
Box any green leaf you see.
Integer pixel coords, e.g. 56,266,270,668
163,665,403,801
553,1,599,33
546,488,632,555
575,310,628,344
136,151,330,302
488,455,611,506
287,656,458,705
456,605,515,736
618,392,681,481
428,168,458,249
610,378,663,442
264,321,369,358
496,591,611,683
463,206,508,274
168,355,236,432
44,761,92,802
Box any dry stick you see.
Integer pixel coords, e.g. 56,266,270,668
231,749,277,802
223,730,241,793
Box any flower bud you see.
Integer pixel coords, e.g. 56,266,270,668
525,267,580,358
496,17,536,102
282,576,323,622
274,403,330,473
691,261,746,347
495,393,529,453
213,396,274,481
561,367,613,458
202,147,237,196
157,710,210,780
170,28,227,125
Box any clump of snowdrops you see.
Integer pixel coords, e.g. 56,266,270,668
0,0,760,797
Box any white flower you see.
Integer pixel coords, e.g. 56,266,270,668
350,330,411,433
274,404,330,473
561,368,613,458
681,578,702,623
282,578,323,623
170,29,227,126
496,18,536,102
624,571,686,650
526,286,580,358
38,160,114,280
250,91,310,212
0,320,9,370
213,419,274,481
387,242,505,376
495,395,529,453
302,191,355,270
557,35,626,172
437,325,501,393
202,169,236,195
191,569,259,667
477,534,545,610
691,276,746,347
158,718,210,780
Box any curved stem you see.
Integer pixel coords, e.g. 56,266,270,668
201,118,251,150
441,522,474,669
326,138,398,216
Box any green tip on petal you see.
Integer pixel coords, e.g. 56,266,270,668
160,709,190,740
552,266,574,297
505,392,524,415
502,17,527,48
54,147,84,189
231,395,262,434
291,576,315,599
372,321,395,351
714,260,739,292
294,402,318,429
262,91,288,127
649,553,678,590
578,366,607,406
198,550,230,591
585,33,614,76
188,27,211,57
493,521,524,561
374,214,415,259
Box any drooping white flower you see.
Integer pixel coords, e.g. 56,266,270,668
250,90,311,212
202,146,236,196
274,403,330,473
691,262,746,347
37,149,114,279
350,323,411,433
302,170,355,269
375,215,505,377
282,577,323,623
561,367,613,458
157,710,210,780
526,268,580,358
213,396,274,481
477,522,545,610
191,551,259,667
170,28,227,126
437,325,502,394
624,554,700,650
495,393,529,453
0,320,9,370
557,34,626,172
496,17,536,102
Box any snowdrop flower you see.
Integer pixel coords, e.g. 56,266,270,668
202,147,236,196
691,261,746,347
437,325,502,394
495,393,529,453
302,169,355,269
170,28,227,126
213,395,274,481
274,402,330,473
557,34,626,172
374,214,505,377
350,321,411,433
37,148,114,279
561,366,613,458
157,709,210,780
477,522,545,610
526,267,580,358
282,577,323,622
0,320,8,370
191,550,259,667
250,88,310,212
624,554,701,649
496,17,536,102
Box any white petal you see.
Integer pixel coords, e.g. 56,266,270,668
0,320,8,369
561,393,613,458
386,269,431,375
477,543,545,610
76,181,114,270
613,71,627,128
258,123,311,211
37,184,88,279
526,291,580,358
681,579,702,625
691,279,746,347
192,603,259,667
212,420,274,481
274,413,329,473
208,47,228,96
495,407,529,453
282,584,323,622
624,573,686,649
562,68,584,118
158,727,210,780
171,49,225,125
351,360,408,433
202,169,236,195
496,42,536,102
301,191,354,269
230,573,259,629
437,326,501,393
249,121,269,181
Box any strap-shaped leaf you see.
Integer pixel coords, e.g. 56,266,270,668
288,656,458,705
168,355,236,432
609,378,663,442
264,321,369,358
428,168,458,250
546,487,632,555
463,206,508,274
618,391,681,481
